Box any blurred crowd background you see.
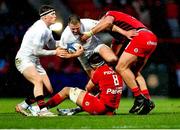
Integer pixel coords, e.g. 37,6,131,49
0,0,180,98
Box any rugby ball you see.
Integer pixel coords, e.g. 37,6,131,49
67,42,81,53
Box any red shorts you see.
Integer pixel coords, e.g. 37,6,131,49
82,93,114,115
125,29,157,59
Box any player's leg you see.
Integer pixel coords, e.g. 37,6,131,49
57,87,86,115
15,100,34,116
15,65,44,116
79,92,109,115
95,44,118,65
23,67,44,106
51,87,84,115
45,87,71,108
35,87,73,116
36,62,53,95
46,87,84,115
34,73,59,116
15,59,37,116
111,39,123,56
21,66,56,116
116,52,141,91
131,57,151,100
136,72,151,99
46,87,84,109
136,74,155,115
56,88,109,115
41,74,53,94
133,59,155,115
115,52,146,113
65,88,86,115
15,94,37,116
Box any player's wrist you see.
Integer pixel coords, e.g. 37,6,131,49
89,30,94,36
86,30,94,37
54,50,57,55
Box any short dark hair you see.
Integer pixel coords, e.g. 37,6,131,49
39,5,55,17
68,14,80,24
88,53,105,68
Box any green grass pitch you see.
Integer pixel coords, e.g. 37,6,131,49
0,97,180,129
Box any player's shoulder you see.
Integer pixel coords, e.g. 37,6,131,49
62,26,71,34
33,20,45,28
80,18,99,24
106,11,122,17
61,26,73,38
60,27,75,42
31,20,48,33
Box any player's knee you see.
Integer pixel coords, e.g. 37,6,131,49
115,63,126,74
63,86,70,90
109,56,118,67
112,55,118,62
106,55,118,63
69,87,82,103
115,66,121,74
62,87,70,94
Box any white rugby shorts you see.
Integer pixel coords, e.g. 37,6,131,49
15,57,46,74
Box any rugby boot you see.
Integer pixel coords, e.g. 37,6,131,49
138,99,155,115
129,94,146,113
57,107,82,116
15,104,32,116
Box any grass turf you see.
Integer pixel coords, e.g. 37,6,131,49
0,97,180,129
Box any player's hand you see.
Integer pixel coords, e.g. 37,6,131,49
55,47,69,58
125,29,138,40
56,45,84,58
80,31,93,42
73,44,84,57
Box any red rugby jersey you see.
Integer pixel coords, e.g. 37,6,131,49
106,11,146,30
92,64,123,109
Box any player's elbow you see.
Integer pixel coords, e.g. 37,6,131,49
85,86,90,92
32,49,39,56
104,21,113,29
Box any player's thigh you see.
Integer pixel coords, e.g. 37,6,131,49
69,87,86,105
117,52,138,69
81,93,106,115
22,65,42,84
95,44,117,62
16,57,44,84
76,91,86,106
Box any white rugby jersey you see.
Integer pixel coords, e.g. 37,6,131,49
59,19,101,58
16,19,56,60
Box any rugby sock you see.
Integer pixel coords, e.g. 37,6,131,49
19,101,29,109
46,94,62,109
36,95,46,110
25,95,36,105
141,89,151,99
131,87,141,97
